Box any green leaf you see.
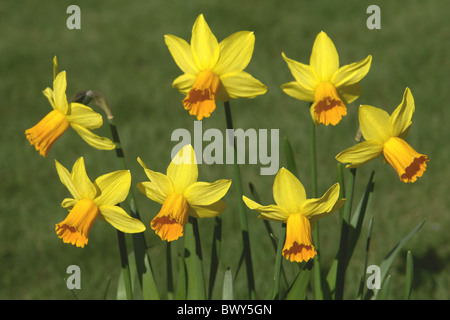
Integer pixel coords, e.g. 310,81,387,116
175,254,187,300
222,268,234,300
357,216,374,299
327,170,374,299
117,252,137,300
347,171,375,262
283,137,299,178
365,220,425,300
185,217,206,300
285,269,311,300
379,275,391,300
404,251,414,300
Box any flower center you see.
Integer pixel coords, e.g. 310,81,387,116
313,82,347,126
282,213,317,262
151,193,189,242
55,199,99,248
383,137,429,183
183,70,220,121
25,109,69,157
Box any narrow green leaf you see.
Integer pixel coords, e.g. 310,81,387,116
404,251,414,300
285,269,311,300
117,252,137,300
357,216,374,299
272,223,286,300
208,216,222,299
103,277,111,300
175,254,187,300
379,275,391,300
283,137,299,178
185,217,206,300
347,171,375,262
365,220,424,300
222,268,234,300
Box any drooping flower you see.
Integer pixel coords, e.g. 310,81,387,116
242,168,345,262
165,14,267,120
25,58,115,157
137,144,231,242
281,31,372,126
336,88,429,183
55,157,145,247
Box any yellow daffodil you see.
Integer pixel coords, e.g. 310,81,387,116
242,168,345,262
281,31,372,126
336,88,429,183
55,157,145,247
25,63,115,157
137,144,231,242
165,14,267,120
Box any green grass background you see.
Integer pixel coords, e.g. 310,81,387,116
0,0,448,299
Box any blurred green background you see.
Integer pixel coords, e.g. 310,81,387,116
1,0,448,299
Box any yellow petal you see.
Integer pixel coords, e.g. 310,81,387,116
310,31,339,81
184,179,231,206
273,168,306,213
301,183,343,219
189,200,227,219
71,157,96,199
53,71,69,114
94,170,131,207
66,103,103,130
214,31,255,75
389,88,415,139
172,73,196,95
167,144,198,193
164,34,199,75
55,160,81,200
137,157,174,201
99,205,146,233
43,87,56,110
282,52,319,91
359,105,391,142
220,71,267,99
191,14,220,70
332,55,372,88
338,83,362,104
242,196,289,222
335,140,384,168
281,81,315,102
70,123,116,150
61,198,77,210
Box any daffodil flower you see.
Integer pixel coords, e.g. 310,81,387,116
165,14,267,120
25,69,115,157
336,88,429,183
281,31,372,126
137,144,231,242
55,157,146,248
242,168,345,262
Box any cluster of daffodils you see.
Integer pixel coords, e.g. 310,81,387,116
25,13,428,267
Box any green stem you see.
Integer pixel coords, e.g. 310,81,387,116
166,242,174,300
272,223,286,300
224,101,256,299
117,229,133,300
335,167,357,300
310,117,322,300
